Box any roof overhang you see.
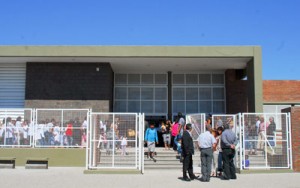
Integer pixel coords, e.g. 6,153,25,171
0,46,259,72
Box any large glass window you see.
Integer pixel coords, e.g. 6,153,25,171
172,73,225,115
114,73,168,115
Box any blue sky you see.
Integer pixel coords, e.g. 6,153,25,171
0,0,299,80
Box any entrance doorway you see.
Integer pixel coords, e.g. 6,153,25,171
145,115,166,147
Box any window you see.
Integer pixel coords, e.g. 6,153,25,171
114,73,167,115
172,73,225,115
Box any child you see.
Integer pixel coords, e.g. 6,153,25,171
243,155,250,169
176,136,182,155
121,136,128,156
145,123,158,162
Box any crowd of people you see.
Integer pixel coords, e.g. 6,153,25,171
0,116,88,147
244,116,277,155
182,115,237,182
144,112,239,182
144,112,186,162
97,118,131,156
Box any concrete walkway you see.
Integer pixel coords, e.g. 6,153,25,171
0,167,299,188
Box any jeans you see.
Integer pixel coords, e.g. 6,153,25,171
218,152,223,171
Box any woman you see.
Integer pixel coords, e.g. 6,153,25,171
216,126,224,176
211,129,219,176
171,118,179,151
162,121,171,150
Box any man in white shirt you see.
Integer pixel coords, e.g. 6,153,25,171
198,124,217,182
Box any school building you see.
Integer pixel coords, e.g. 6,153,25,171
0,46,264,118
0,46,300,171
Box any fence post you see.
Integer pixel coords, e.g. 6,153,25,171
288,112,293,170
239,113,243,172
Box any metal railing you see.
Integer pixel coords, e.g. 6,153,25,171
0,108,90,148
0,108,34,147
87,112,144,170
241,113,291,170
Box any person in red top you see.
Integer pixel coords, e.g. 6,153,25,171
65,120,73,146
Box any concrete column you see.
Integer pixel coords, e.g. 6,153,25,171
247,47,263,112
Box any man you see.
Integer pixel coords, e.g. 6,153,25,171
267,117,276,146
198,124,216,182
144,123,158,162
181,123,197,181
221,124,237,180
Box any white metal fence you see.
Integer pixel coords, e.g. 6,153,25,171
34,109,90,148
241,113,292,170
0,108,90,148
186,113,206,141
185,112,292,171
0,109,34,147
212,114,241,169
87,112,144,171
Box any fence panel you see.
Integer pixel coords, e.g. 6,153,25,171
88,112,143,170
34,109,89,148
186,113,206,141
0,109,33,147
241,113,291,169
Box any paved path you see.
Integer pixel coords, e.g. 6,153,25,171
0,167,299,188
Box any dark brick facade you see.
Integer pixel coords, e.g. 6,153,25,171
25,62,114,110
225,69,248,113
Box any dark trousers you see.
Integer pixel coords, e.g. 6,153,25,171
200,148,213,181
218,152,223,171
182,154,194,178
222,148,236,179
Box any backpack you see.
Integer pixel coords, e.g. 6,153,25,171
171,123,179,136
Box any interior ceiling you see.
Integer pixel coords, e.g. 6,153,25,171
0,57,251,72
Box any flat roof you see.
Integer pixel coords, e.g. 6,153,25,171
0,45,260,72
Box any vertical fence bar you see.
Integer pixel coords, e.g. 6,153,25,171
288,112,293,170
264,114,268,168
138,113,141,171
85,109,90,170
242,113,246,170
135,113,138,169
112,113,115,168
3,110,7,146
239,113,243,171
285,113,289,169
142,113,145,174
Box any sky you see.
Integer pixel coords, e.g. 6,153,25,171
0,0,299,80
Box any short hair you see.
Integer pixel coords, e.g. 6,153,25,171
177,112,183,117
186,123,192,130
217,126,224,132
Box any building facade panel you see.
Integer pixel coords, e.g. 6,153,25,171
0,63,26,108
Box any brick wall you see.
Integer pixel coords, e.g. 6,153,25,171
263,80,300,103
282,107,300,172
225,69,248,113
25,100,109,112
25,62,114,111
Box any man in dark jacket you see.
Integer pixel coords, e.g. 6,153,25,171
182,123,197,181
221,124,237,180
